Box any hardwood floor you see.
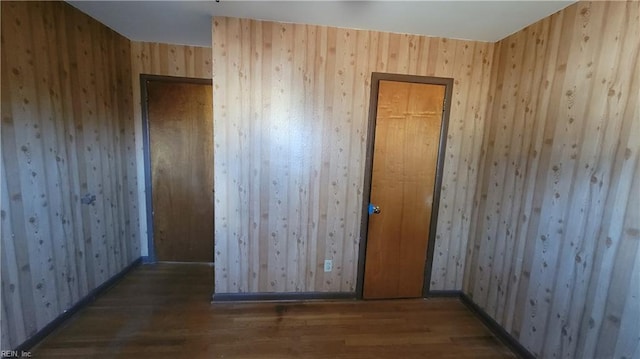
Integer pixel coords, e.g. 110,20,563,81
32,263,517,358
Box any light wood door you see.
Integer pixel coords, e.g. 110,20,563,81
147,80,214,262
363,80,445,299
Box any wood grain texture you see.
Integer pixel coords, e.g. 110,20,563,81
212,17,496,294
363,81,445,299
147,81,214,262
465,2,640,358
1,1,139,350
31,263,517,359
129,42,213,257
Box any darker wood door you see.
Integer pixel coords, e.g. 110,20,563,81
363,80,445,299
147,80,213,262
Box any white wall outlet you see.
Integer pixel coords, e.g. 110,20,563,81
324,259,333,272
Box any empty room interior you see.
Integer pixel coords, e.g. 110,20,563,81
1,0,638,358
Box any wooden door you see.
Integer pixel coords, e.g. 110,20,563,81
363,80,445,299
147,80,214,262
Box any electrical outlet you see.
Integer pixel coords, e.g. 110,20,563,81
324,259,333,272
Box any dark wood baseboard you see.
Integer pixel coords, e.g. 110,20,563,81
212,291,357,302
426,290,463,297
12,257,143,354
458,292,535,359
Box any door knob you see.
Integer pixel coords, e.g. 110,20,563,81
368,203,381,215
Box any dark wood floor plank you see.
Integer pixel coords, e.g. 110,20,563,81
31,263,516,358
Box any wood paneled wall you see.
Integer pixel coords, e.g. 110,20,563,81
1,1,139,350
212,17,495,293
464,1,640,358
129,41,212,257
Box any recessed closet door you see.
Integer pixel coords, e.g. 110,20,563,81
147,80,213,262
363,80,446,299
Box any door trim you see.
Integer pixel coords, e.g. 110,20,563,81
140,74,213,263
355,72,454,299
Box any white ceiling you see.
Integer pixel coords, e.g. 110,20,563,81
67,1,575,47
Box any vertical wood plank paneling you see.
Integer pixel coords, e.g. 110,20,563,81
129,41,213,258
456,42,493,290
542,3,619,356
68,5,95,292
343,28,370,291
1,1,138,350
288,23,307,291
466,2,640,358
53,1,90,300
120,36,139,263
443,41,474,290
212,18,230,288
485,26,529,320
213,17,496,294
462,39,503,297
429,36,494,291
258,22,273,292
306,24,323,287
5,2,59,328
40,1,81,311
498,19,551,333
511,8,573,339
238,19,252,290
1,152,28,348
43,3,80,309
246,19,261,292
